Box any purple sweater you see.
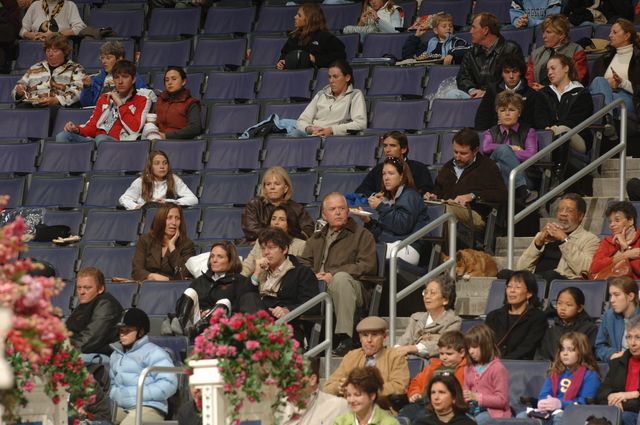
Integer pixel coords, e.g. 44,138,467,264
481,123,537,162
464,358,511,418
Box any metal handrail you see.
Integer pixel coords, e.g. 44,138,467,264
277,291,334,379
136,366,189,425
389,212,458,345
506,98,628,269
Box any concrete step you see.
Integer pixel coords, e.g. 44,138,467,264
495,236,533,257
593,177,632,197
454,277,495,316
601,157,640,173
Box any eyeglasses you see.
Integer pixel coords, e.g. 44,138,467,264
422,289,440,297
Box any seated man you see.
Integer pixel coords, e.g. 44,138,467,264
424,128,507,242
299,192,377,356
56,59,151,143
324,316,409,401
355,130,433,195
516,193,600,283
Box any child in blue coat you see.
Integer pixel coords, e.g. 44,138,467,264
401,12,469,63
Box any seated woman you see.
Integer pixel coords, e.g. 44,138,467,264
334,366,400,425
241,205,306,277
589,18,639,129
356,157,429,266
11,34,84,107
132,203,195,281
485,270,547,359
242,166,314,242
276,3,346,70
343,0,403,42
595,277,640,361
80,41,147,107
526,14,588,91
153,66,202,140
295,59,367,137
596,315,640,425
119,150,198,210
169,241,254,337
19,0,85,40
590,201,640,279
413,373,476,425
534,53,593,178
395,274,462,357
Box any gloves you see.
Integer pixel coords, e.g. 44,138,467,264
537,396,562,411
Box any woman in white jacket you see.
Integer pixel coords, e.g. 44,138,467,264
343,0,403,42
295,60,367,137
119,150,198,210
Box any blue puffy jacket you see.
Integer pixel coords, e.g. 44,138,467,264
109,336,178,413
595,306,640,361
80,70,148,107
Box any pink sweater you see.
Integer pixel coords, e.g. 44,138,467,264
464,358,511,418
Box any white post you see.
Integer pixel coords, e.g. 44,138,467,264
0,307,13,425
188,359,227,425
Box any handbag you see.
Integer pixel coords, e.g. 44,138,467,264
589,257,633,280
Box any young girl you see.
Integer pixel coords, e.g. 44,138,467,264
595,276,640,361
536,287,598,361
119,150,198,210
343,0,403,42
463,324,511,425
522,332,600,425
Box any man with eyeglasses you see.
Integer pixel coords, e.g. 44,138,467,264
516,192,600,284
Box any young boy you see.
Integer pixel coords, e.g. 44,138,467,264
398,330,467,422
480,91,538,204
110,308,178,425
401,12,469,63
56,59,152,143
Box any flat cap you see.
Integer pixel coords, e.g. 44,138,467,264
356,316,388,332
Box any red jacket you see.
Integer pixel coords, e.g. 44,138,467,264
526,44,589,87
407,357,466,398
155,88,199,135
79,90,151,140
590,229,640,278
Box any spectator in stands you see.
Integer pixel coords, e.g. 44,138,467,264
0,0,20,73
325,317,410,401
463,324,511,424
423,128,507,241
295,60,366,136
168,241,253,337
400,330,467,423
299,192,377,356
80,41,147,107
67,267,123,363
446,13,522,99
516,193,600,283
535,286,597,361
277,3,346,70
480,91,538,204
401,12,469,63
132,202,195,281
562,0,608,26
278,358,350,425
596,315,640,425
119,150,198,210
413,373,476,425
19,0,85,40
12,34,84,107
153,66,202,140
395,274,462,357
343,0,403,42
590,201,640,279
527,14,588,90
485,270,547,360
334,366,400,425
241,205,306,277
355,157,430,266
56,60,151,142
518,332,601,424
355,131,433,195
534,54,593,178
243,227,319,344
242,166,315,242
595,277,640,361
598,0,635,22
589,18,639,138
510,0,561,28
110,308,178,425
475,52,538,131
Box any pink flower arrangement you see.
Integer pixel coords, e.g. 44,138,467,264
0,197,96,423
190,308,310,425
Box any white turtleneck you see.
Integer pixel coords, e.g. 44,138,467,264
605,44,634,94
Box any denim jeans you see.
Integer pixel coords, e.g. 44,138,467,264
589,76,637,120
622,411,638,425
55,131,117,143
516,409,563,425
490,144,528,189
474,411,492,425
442,88,471,99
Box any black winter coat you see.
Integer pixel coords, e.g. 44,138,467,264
597,350,640,412
67,292,123,355
279,30,346,69
257,255,320,314
355,159,434,195
475,79,538,131
535,310,598,361
485,304,548,360
187,271,254,313
414,412,477,425
456,36,522,93
590,46,640,118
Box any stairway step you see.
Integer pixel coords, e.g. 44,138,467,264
602,157,640,172
593,177,628,197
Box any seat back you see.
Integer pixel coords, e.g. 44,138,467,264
0,109,50,139
548,279,607,319
418,0,471,26
139,39,192,70
247,36,288,67
371,99,429,131
147,7,201,37
560,404,620,425
191,38,246,68
206,138,261,171
361,32,412,58
289,172,317,204
502,360,549,414
407,133,438,165
25,175,83,208
202,6,256,34
137,281,190,334
320,3,362,31
43,209,84,235
0,75,21,104
262,136,321,169
81,245,137,281
51,280,76,317
428,98,481,129
254,5,297,33
85,174,137,207
367,66,425,97
51,108,94,136
424,65,460,98
88,9,145,38
200,173,259,205
93,140,150,173
501,27,534,55
257,69,313,100
106,282,139,308
199,207,245,240
204,71,257,101
473,0,510,24
318,170,369,199
15,40,45,71
0,142,38,173
83,209,142,243
24,245,79,282
260,102,308,120
0,177,26,207
206,103,260,136
153,139,205,172
321,135,378,168
39,142,93,173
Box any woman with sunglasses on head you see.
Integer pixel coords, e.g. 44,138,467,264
354,156,429,266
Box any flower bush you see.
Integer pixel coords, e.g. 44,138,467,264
0,196,96,423
190,308,309,424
